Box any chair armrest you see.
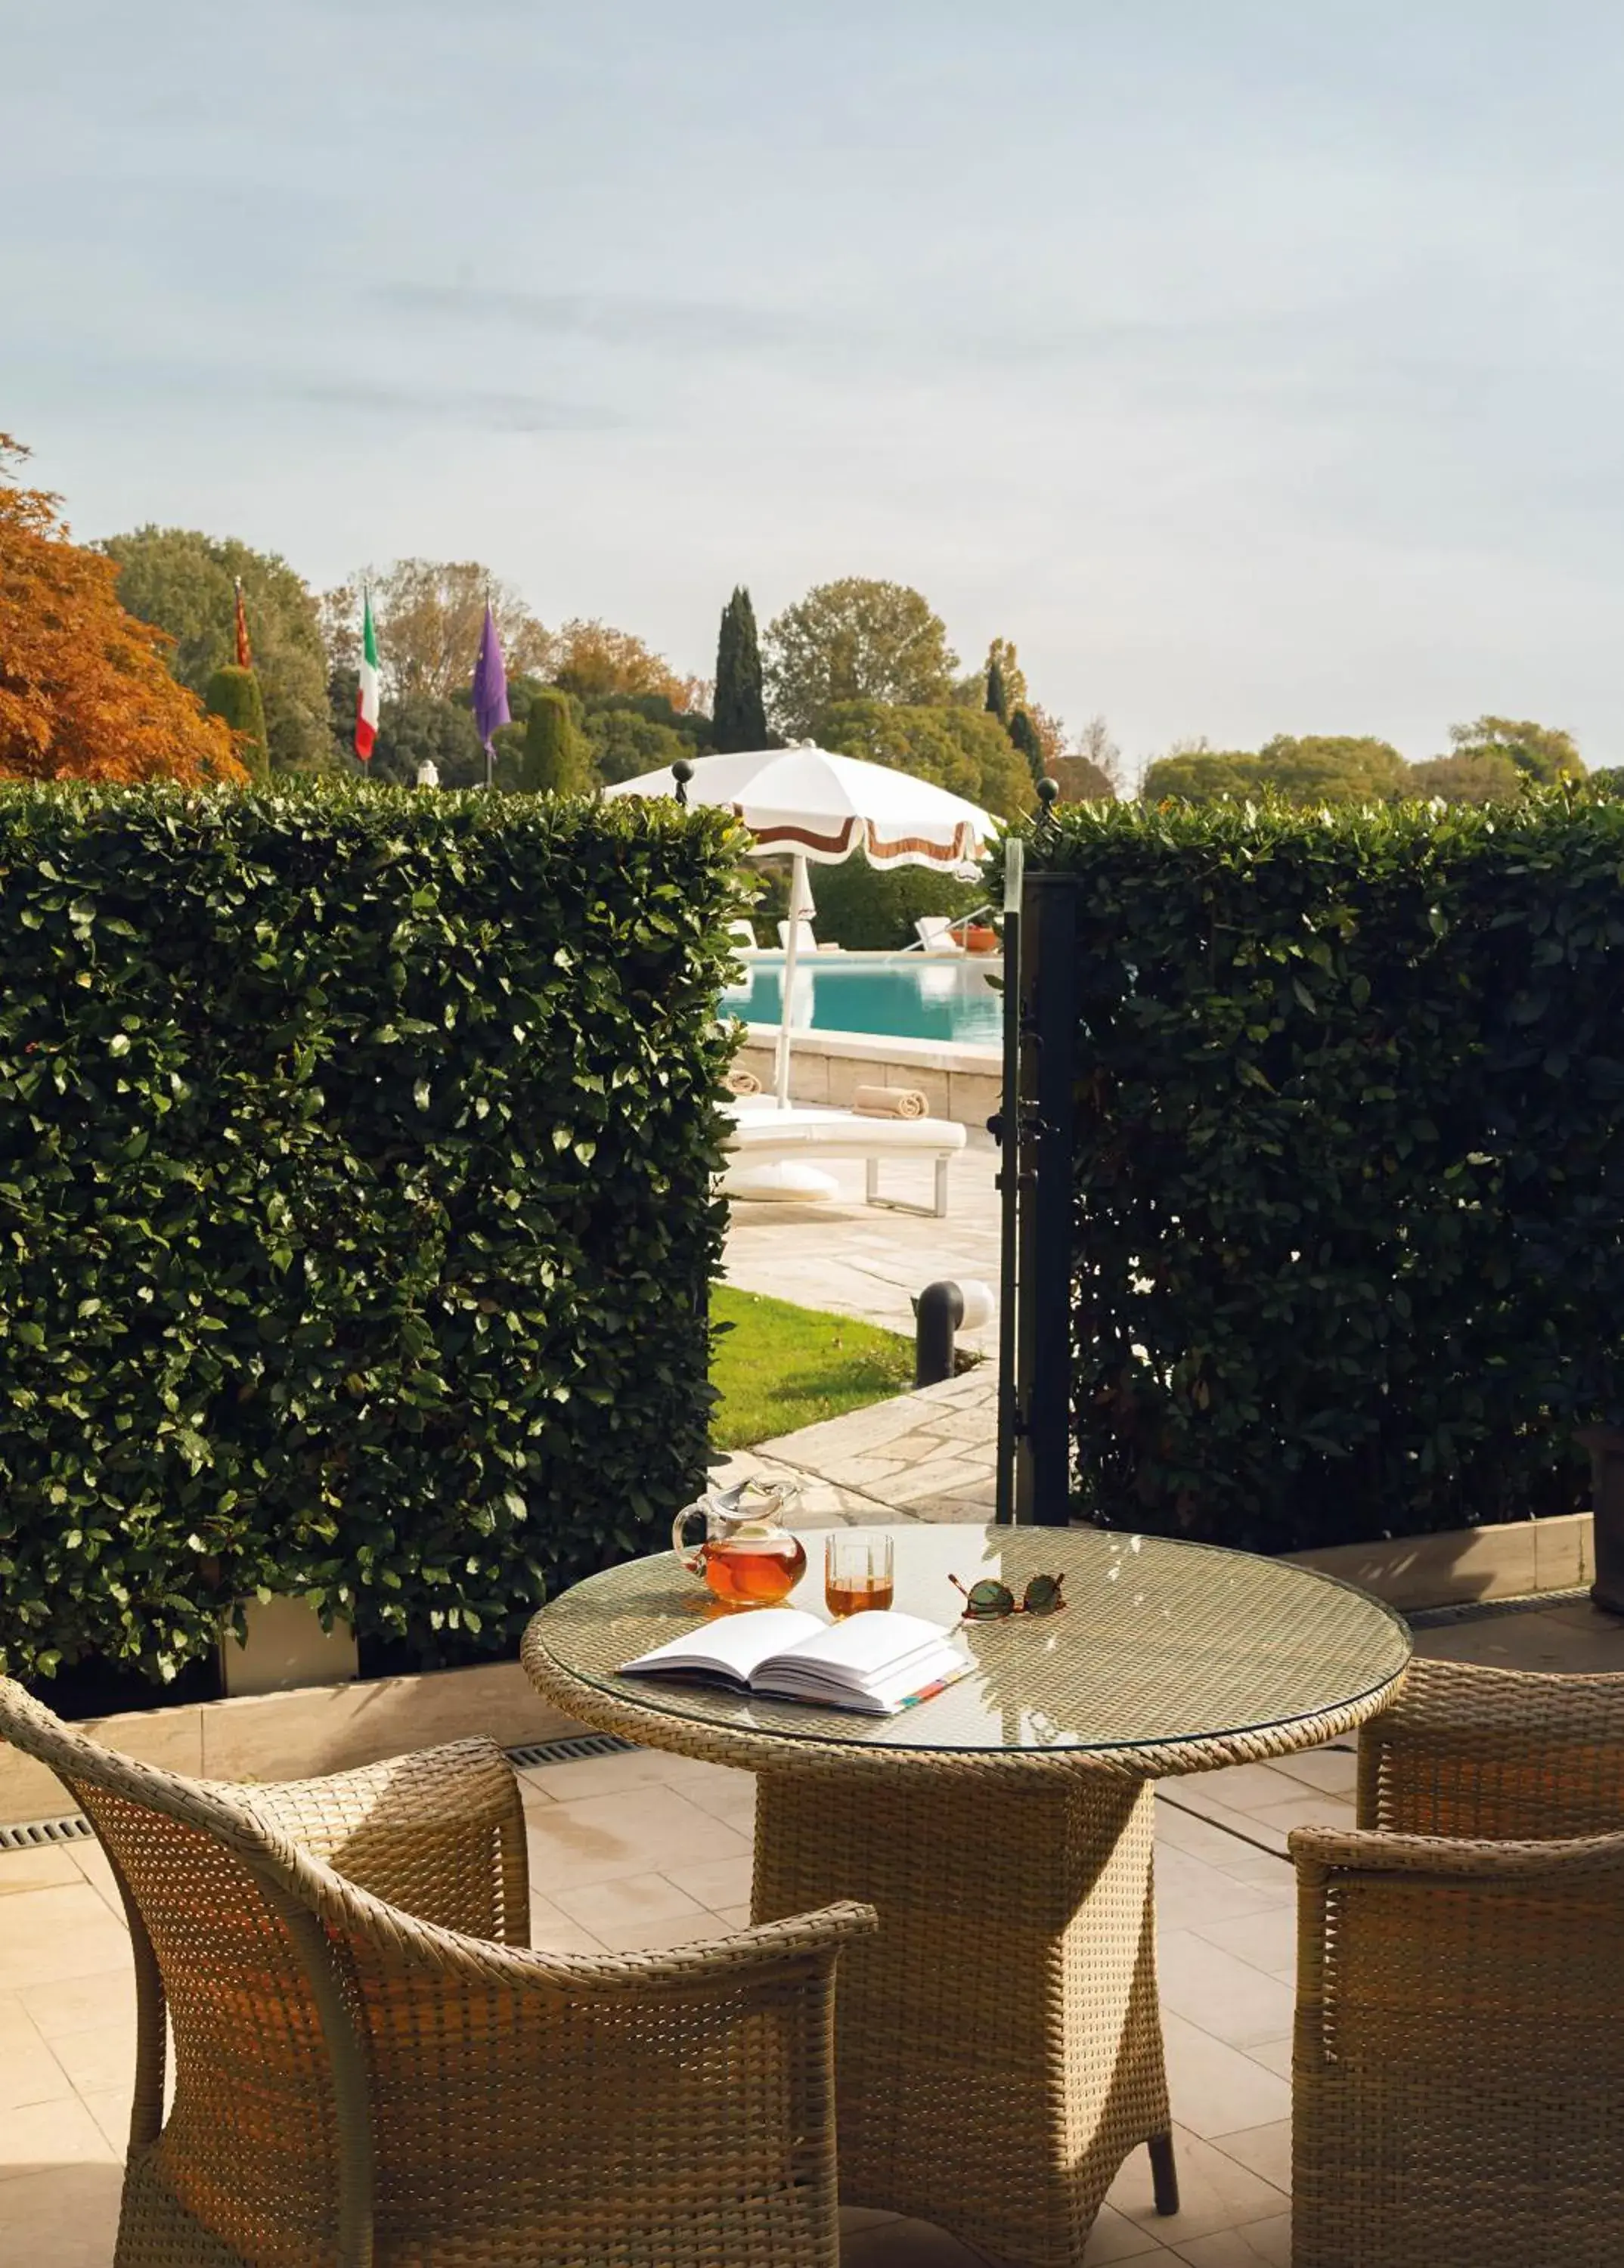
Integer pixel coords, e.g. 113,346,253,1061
1289,1819,1624,2263
296,1870,877,2266
1291,1820,1624,1881
1356,1654,1624,1840
242,1737,529,1944
1291,1820,1624,2061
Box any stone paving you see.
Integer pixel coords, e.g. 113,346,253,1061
724,1133,1003,1356
5,1597,1622,2267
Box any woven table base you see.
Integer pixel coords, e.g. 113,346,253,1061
753,1771,1173,2268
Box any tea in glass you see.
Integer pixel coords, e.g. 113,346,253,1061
825,1532,894,1617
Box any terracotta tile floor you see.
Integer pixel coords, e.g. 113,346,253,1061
3,1600,1618,2266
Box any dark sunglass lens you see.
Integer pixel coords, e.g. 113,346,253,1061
967,1580,1013,1617
1024,1576,1062,1614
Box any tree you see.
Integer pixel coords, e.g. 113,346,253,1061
102,526,330,773
1403,750,1524,804
584,706,699,788
765,579,959,739
1257,734,1407,801
1142,734,1406,804
549,618,702,708
984,655,1009,727
369,691,485,789
1446,715,1584,783
509,686,589,795
1009,708,1046,789
1142,749,1271,802
818,699,1033,820
342,562,553,703
0,435,243,785
203,665,269,782
712,586,769,751
1073,714,1122,792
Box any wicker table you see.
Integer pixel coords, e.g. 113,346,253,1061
522,1523,1409,2268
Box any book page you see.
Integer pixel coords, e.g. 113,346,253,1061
768,1610,956,1678
621,1607,823,1681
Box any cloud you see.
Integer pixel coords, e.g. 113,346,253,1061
275,373,618,433
49,356,621,436
377,282,814,355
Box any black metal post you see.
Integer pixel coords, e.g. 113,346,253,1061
1019,868,1078,1524
915,1281,964,1388
993,841,1024,1524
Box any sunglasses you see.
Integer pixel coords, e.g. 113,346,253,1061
949,1572,1066,1621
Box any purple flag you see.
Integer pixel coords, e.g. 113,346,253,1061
470,603,510,752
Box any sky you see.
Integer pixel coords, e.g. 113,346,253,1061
8,1,1624,779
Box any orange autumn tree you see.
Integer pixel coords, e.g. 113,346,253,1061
0,435,245,784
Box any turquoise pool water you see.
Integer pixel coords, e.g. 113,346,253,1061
724,955,1003,1046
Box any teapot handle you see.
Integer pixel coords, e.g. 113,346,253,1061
671,1501,708,1573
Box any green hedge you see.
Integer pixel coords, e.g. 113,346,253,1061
0,784,749,1681
1018,789,1624,1551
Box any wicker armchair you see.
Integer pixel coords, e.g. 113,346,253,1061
0,1676,875,2268
1290,1657,1624,2268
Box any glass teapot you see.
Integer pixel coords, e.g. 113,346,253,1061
673,1478,807,1607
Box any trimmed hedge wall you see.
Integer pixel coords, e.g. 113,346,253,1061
1020,790,1624,1551
0,785,749,1681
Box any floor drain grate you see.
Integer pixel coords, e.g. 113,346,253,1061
0,1813,94,1852
504,1733,637,1771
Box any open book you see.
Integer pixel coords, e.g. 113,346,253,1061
620,1608,969,1717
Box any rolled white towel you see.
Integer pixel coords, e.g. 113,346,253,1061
725,1067,763,1097
852,1084,928,1120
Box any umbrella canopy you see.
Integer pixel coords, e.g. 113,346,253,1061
606,746,998,1110
604,745,993,868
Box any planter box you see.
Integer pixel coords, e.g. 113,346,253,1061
1287,1510,1593,1613
1,1658,583,1829
218,1594,359,1699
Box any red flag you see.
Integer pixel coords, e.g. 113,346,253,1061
234,580,253,671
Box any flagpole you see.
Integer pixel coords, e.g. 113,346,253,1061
484,581,494,792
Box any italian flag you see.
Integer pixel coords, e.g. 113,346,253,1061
355,591,380,761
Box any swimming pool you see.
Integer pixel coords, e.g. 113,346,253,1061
724,954,1004,1046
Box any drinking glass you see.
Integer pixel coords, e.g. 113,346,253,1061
825,1532,894,1618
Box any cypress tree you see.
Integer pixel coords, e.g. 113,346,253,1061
1009,708,1046,790
513,686,587,794
985,655,1009,726
713,586,768,751
203,664,269,781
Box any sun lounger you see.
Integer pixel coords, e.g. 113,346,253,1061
723,1100,966,1218
913,915,965,954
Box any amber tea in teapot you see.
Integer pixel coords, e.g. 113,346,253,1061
673,1480,807,1607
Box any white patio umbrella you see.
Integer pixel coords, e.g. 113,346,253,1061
605,746,996,1106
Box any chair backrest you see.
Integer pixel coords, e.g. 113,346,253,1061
727,919,759,948
0,1677,364,2258
913,916,963,953
776,919,817,953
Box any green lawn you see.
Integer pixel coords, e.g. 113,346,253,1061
711,1284,914,1449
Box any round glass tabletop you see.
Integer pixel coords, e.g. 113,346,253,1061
525,1522,1411,1772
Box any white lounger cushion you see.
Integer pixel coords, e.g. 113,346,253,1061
726,1105,965,1160
722,1102,965,1216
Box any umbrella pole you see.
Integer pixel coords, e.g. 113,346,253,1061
774,851,808,1108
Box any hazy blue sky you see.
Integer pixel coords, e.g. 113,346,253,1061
8,2,1624,775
